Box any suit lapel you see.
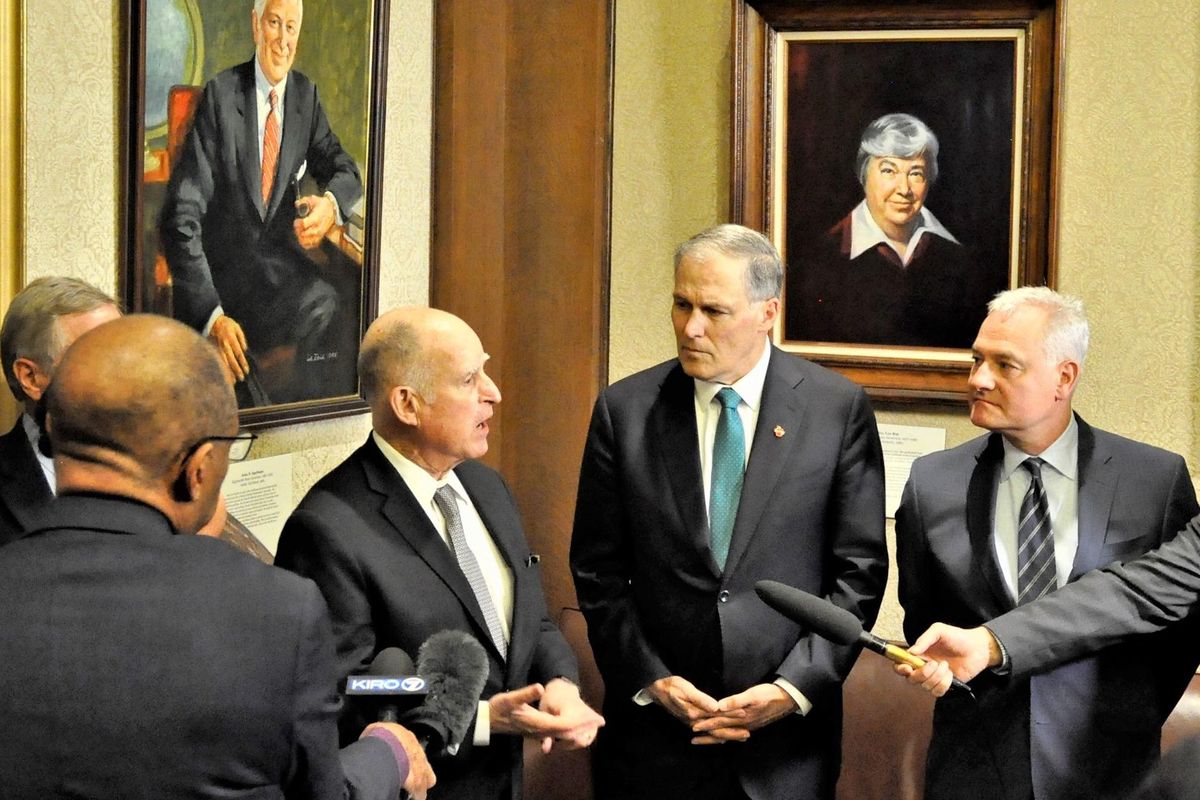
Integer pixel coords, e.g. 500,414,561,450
723,349,809,576
0,421,54,536
649,365,712,571
358,441,501,659
1069,417,1115,579
236,62,266,220
967,433,1015,611
457,467,525,672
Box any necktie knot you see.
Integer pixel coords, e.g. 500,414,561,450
716,387,741,411
1021,457,1044,479
269,88,278,112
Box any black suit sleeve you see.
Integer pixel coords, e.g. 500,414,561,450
895,459,935,646
285,581,404,800
570,390,672,694
277,507,379,686
773,385,888,703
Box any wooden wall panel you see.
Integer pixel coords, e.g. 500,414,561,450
432,0,613,669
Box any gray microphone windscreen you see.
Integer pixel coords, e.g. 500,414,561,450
414,630,490,748
369,647,416,676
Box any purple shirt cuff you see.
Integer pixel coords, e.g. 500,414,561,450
365,727,411,787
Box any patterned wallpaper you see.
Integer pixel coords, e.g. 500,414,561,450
22,0,432,504
609,0,1200,637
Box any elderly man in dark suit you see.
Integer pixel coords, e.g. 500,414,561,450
0,276,119,544
160,0,362,404
0,314,433,799
275,306,603,800
896,287,1199,799
570,224,888,800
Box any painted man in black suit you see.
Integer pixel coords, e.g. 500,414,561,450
276,307,603,800
570,224,888,800
0,314,434,799
160,0,362,405
0,276,119,545
896,287,1199,799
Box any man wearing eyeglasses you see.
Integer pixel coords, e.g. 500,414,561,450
0,314,435,799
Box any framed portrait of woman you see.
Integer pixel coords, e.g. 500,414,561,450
733,1,1064,403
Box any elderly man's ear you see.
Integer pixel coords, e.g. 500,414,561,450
388,385,422,426
11,357,50,403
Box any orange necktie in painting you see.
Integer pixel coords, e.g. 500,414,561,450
261,89,280,207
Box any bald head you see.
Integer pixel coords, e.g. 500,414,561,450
359,307,466,406
359,307,500,477
47,315,236,484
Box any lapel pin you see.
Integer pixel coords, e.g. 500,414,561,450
773,425,785,438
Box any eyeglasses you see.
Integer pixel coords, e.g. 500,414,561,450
201,433,258,461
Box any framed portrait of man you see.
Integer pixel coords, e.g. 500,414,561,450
732,0,1063,403
120,0,389,427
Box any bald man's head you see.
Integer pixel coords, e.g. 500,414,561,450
358,307,456,407
46,315,237,485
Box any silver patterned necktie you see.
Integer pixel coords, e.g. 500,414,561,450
1016,457,1057,604
433,485,507,659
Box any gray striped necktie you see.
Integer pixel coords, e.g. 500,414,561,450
433,485,507,659
1017,457,1057,604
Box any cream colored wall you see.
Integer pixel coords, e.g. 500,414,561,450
611,0,1200,637
21,0,432,502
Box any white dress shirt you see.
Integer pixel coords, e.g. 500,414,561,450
23,413,55,496
847,199,959,267
372,431,514,745
993,417,1080,601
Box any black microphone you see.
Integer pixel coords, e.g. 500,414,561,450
345,647,429,723
754,580,973,693
404,630,490,754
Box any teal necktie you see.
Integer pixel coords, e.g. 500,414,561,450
709,387,745,571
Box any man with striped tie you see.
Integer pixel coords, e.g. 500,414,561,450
895,286,1200,800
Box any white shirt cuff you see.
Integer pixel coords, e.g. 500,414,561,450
201,306,225,337
472,699,490,746
773,678,812,716
632,687,654,706
324,190,344,225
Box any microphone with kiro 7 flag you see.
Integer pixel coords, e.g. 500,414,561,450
754,579,973,694
346,631,490,755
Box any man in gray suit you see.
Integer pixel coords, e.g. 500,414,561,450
571,224,888,800
896,287,1199,799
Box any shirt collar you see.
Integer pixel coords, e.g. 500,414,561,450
1000,415,1079,482
848,199,960,263
371,431,469,507
692,337,772,411
254,57,289,106
22,412,55,492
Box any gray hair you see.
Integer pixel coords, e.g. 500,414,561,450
1,277,117,402
987,286,1089,365
856,113,940,186
253,0,303,19
357,318,435,405
674,224,783,302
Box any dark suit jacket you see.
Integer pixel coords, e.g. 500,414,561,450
897,417,1200,800
570,348,888,800
0,418,52,546
0,493,402,800
160,59,361,349
275,438,579,800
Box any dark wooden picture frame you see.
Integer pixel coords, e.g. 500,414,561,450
733,0,1063,404
120,0,390,428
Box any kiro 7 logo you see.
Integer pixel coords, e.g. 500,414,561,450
347,676,428,693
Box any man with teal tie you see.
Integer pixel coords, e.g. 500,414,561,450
570,224,888,800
